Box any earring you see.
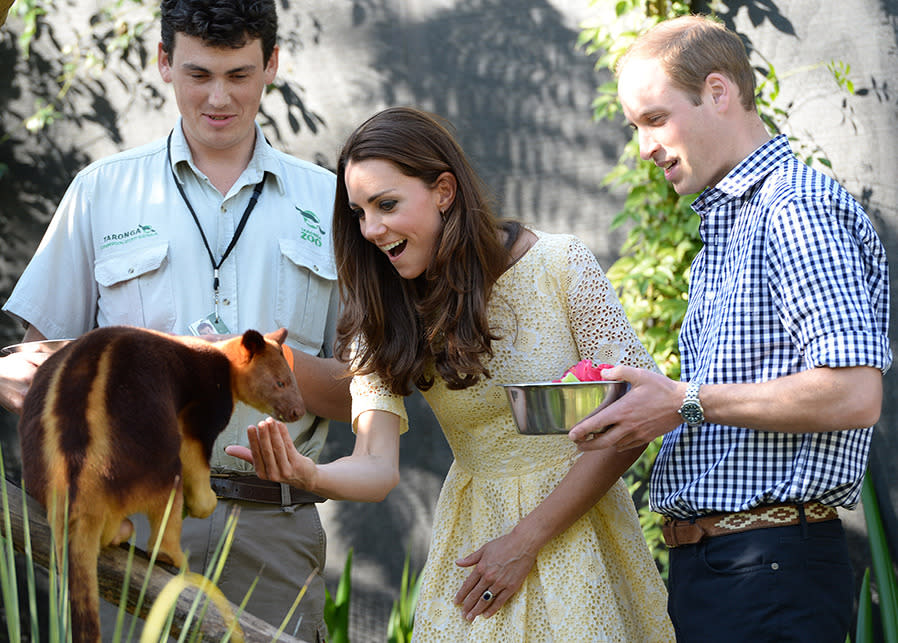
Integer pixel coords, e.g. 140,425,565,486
440,210,448,222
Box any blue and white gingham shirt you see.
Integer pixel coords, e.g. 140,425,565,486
650,135,892,519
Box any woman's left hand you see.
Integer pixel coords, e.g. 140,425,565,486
226,417,319,490
453,531,537,621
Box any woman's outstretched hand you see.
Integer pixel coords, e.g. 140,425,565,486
225,417,318,490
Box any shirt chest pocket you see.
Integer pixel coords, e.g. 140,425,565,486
94,242,176,332
275,238,336,351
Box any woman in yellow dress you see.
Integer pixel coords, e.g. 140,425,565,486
227,106,674,641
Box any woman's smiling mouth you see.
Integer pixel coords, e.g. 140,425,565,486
381,239,407,258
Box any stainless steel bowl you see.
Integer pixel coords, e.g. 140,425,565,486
1,339,73,355
503,380,630,435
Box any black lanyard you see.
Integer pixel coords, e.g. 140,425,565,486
166,131,265,321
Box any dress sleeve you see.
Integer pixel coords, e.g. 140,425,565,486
348,359,410,435
562,236,659,372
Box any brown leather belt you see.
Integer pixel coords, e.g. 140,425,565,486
662,501,839,548
210,474,326,506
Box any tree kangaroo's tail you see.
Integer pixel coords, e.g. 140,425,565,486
64,516,104,643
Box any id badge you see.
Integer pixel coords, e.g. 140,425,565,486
188,313,230,336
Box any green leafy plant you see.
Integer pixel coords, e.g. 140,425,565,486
323,548,352,643
386,551,422,643
9,0,46,59
1,447,30,642
578,0,699,575
856,568,874,643
855,472,898,643
7,0,159,138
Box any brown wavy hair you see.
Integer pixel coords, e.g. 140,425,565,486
333,107,520,396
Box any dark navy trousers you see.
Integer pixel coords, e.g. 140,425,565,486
668,519,854,643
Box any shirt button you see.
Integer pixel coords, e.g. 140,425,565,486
222,299,231,306
771,562,780,570
128,268,135,274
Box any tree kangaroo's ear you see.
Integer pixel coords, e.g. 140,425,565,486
265,327,289,347
240,329,266,359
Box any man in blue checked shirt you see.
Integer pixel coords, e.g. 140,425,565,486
569,14,891,643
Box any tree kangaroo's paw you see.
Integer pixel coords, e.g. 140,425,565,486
186,485,217,519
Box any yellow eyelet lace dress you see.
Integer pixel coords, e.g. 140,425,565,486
350,231,675,642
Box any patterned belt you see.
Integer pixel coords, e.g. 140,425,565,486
662,501,839,548
210,474,326,506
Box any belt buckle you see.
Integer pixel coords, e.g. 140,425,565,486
664,519,706,548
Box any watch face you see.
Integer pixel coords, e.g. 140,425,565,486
679,402,704,425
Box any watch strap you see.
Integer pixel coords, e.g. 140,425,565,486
679,378,704,427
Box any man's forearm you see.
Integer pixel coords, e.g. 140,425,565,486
703,365,882,433
291,350,352,423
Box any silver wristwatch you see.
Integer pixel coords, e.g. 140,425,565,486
678,379,704,427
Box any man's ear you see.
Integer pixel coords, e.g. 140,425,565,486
435,171,457,212
264,44,279,84
705,72,730,110
158,42,173,83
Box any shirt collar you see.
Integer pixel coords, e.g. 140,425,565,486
692,134,792,214
168,118,287,196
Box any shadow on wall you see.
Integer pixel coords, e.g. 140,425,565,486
349,0,627,240
703,0,797,37
0,32,94,349
848,0,898,564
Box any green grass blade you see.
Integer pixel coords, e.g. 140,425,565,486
183,507,244,643
0,449,21,643
861,473,898,643
386,549,422,643
115,539,138,642
272,566,316,642
127,483,181,643
856,568,874,643
323,548,352,643
18,478,40,643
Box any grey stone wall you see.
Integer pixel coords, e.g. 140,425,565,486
1,1,896,641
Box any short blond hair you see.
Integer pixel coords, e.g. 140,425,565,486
617,15,757,112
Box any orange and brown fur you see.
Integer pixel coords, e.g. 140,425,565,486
18,325,303,643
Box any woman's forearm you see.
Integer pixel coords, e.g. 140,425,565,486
510,445,643,554
312,453,400,502
310,408,402,501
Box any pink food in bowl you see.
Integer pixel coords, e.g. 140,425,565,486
552,359,615,383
